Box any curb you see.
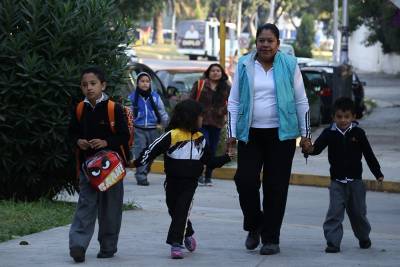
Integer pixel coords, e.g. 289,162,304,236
145,161,400,193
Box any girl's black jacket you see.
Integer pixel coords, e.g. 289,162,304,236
134,128,231,179
69,97,130,166
309,122,383,181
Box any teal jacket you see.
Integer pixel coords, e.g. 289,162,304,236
235,50,300,142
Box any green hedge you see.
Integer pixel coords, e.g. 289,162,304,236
0,0,130,200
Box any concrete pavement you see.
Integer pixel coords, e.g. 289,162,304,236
1,173,400,267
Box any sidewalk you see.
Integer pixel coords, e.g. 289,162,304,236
1,174,400,266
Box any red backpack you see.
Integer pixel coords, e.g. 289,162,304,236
75,100,134,163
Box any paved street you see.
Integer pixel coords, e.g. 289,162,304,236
1,174,400,267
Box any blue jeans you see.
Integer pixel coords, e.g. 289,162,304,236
200,125,221,178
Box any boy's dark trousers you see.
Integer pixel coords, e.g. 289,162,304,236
324,180,371,248
69,173,124,254
201,125,222,178
234,128,296,245
165,178,198,245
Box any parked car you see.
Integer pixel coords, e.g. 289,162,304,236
302,63,366,121
119,44,139,65
300,69,323,126
301,66,334,124
279,43,295,56
155,67,205,108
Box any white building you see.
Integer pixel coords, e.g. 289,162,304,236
349,25,400,74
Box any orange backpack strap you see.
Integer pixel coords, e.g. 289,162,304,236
107,100,116,133
76,101,85,122
195,79,205,101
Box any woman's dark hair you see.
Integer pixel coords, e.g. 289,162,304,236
333,97,355,115
204,63,229,82
167,99,203,132
80,66,106,83
203,63,230,106
256,23,280,40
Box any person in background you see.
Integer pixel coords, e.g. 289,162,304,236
302,97,384,253
129,72,169,186
227,23,311,255
190,63,231,186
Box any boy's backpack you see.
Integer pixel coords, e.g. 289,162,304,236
75,100,134,162
195,79,205,101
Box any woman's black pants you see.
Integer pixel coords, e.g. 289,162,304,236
234,128,296,245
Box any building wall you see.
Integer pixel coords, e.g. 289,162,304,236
349,25,400,74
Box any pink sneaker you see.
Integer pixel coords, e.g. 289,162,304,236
171,244,183,259
184,236,197,252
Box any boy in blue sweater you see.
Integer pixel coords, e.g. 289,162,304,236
303,97,384,253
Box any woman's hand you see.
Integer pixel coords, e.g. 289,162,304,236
226,137,237,157
300,137,312,152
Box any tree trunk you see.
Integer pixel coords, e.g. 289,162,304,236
153,10,164,45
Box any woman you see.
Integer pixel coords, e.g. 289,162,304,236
226,23,311,255
190,63,231,186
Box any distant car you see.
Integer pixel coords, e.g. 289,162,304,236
155,67,205,107
119,44,139,65
279,43,295,56
301,64,366,122
300,69,323,126
301,67,334,124
297,57,315,67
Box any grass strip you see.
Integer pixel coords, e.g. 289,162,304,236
0,199,137,242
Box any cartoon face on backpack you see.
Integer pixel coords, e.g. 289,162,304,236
83,150,126,191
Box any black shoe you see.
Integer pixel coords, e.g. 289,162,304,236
325,242,340,253
260,243,280,255
245,230,260,250
70,246,85,263
97,251,115,258
137,179,149,186
359,238,372,249
198,176,206,186
205,178,213,186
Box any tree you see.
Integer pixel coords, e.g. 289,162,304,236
0,0,130,201
349,0,400,54
294,14,315,57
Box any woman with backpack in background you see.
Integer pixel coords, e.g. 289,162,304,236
129,72,169,186
190,63,231,186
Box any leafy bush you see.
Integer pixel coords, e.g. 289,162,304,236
0,0,130,200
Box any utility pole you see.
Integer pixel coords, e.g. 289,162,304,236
219,16,226,67
333,0,340,63
237,0,242,56
268,0,276,23
340,0,349,64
